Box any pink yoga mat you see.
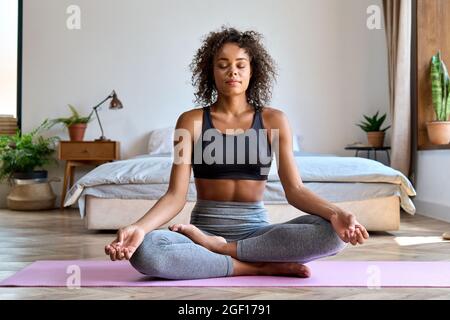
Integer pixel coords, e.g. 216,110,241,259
1,260,449,287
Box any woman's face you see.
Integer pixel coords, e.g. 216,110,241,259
213,42,252,97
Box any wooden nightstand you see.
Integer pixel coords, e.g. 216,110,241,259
58,140,120,209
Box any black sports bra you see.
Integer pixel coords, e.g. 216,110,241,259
191,106,272,180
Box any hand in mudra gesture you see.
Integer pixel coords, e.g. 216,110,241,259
104,224,146,261
330,210,369,245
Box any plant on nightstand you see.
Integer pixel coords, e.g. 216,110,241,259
356,111,391,147
49,104,94,141
426,51,450,145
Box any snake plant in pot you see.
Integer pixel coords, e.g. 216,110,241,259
356,111,391,147
427,51,450,145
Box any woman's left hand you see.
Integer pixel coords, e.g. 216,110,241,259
330,210,369,245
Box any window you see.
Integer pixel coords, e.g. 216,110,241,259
0,0,20,125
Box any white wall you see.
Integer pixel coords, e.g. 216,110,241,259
0,0,389,208
414,151,450,222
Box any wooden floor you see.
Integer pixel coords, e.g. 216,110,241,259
0,208,450,300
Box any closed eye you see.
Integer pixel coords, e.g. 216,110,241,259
218,65,247,69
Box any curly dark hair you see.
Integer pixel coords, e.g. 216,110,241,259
189,26,277,110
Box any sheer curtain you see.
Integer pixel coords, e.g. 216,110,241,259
382,0,412,176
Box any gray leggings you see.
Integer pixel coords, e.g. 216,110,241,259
130,199,346,279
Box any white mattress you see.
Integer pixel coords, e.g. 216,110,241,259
66,153,416,217
80,181,402,203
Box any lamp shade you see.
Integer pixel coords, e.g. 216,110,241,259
109,90,123,109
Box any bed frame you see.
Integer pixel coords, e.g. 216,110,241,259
84,195,400,231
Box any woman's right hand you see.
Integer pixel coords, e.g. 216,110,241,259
105,224,146,261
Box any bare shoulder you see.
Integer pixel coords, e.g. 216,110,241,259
175,107,204,144
176,107,203,129
260,106,289,129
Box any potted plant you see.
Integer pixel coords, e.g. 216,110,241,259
356,111,391,147
426,51,450,145
49,104,94,141
0,119,61,211
0,119,59,184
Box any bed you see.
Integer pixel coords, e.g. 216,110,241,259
63,151,416,232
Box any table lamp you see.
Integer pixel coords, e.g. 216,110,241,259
92,90,123,141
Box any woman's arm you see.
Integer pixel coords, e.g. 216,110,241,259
105,110,197,261
267,109,341,220
266,108,368,245
133,111,194,233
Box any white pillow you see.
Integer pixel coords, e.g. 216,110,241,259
147,126,175,155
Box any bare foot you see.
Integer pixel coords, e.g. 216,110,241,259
262,262,311,278
169,223,227,252
233,259,311,278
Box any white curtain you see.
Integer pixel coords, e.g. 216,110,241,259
383,0,412,176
